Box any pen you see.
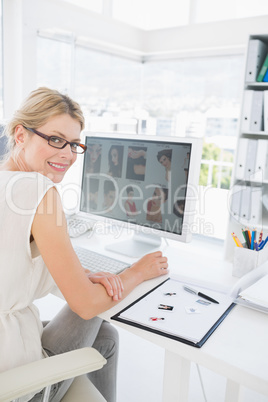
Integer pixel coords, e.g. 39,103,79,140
241,228,247,244
244,229,251,249
259,240,264,249
232,232,243,247
183,286,219,304
247,228,251,244
251,229,256,250
263,235,268,248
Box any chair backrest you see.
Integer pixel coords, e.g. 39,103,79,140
0,125,7,160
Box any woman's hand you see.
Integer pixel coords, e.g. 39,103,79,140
129,251,168,282
85,271,124,301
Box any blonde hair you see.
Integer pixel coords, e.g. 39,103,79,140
4,87,85,154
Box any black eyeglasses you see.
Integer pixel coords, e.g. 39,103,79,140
23,126,87,154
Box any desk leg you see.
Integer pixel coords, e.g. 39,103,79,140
225,379,241,402
162,350,191,402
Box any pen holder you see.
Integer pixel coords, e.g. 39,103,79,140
233,246,268,277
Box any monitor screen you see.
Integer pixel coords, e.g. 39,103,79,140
79,133,202,257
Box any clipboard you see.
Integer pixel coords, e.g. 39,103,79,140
111,278,235,348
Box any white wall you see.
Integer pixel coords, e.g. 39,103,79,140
3,0,40,117
143,15,268,58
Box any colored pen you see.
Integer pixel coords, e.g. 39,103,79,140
259,237,268,250
246,228,251,244
232,233,243,248
259,242,265,250
244,229,251,249
241,229,247,244
259,240,264,249
258,230,263,244
254,240,259,251
263,235,268,247
251,229,256,250
183,286,219,304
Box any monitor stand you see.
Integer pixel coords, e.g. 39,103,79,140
105,232,162,259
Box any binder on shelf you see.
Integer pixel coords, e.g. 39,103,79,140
241,90,253,132
245,139,258,180
257,53,268,82
240,185,251,221
235,138,248,180
250,186,262,225
263,69,268,82
255,139,268,180
264,91,268,132
245,39,268,82
249,91,264,132
111,277,235,348
230,184,243,220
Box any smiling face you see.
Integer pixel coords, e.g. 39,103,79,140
88,144,101,164
14,114,81,183
159,155,171,169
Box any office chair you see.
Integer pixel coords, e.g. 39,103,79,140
0,127,7,153
0,347,107,402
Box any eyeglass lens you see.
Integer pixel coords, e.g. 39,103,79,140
48,137,85,154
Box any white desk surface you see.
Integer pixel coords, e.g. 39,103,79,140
72,228,268,398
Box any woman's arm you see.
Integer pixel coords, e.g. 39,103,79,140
32,187,168,320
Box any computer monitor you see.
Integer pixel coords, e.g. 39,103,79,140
79,133,202,258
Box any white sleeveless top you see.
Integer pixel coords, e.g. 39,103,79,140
0,171,61,387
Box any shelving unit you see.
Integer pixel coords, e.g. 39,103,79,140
225,34,268,260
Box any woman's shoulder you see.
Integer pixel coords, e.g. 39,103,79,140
2,171,55,211
0,170,53,182
2,171,54,192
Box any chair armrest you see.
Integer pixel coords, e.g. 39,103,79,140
0,347,106,402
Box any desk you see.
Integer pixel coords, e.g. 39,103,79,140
72,229,268,402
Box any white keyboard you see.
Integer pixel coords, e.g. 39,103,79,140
67,217,95,238
74,246,130,274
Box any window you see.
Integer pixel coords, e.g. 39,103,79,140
142,56,243,183
74,46,142,133
142,55,244,238
0,0,3,119
113,0,190,29
37,36,72,94
192,0,268,23
113,0,268,28
58,0,103,14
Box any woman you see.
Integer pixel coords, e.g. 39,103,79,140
85,143,102,173
157,149,172,182
108,145,123,178
124,185,138,217
103,179,116,214
0,87,168,402
146,186,168,224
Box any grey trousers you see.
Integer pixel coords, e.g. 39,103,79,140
29,304,119,402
